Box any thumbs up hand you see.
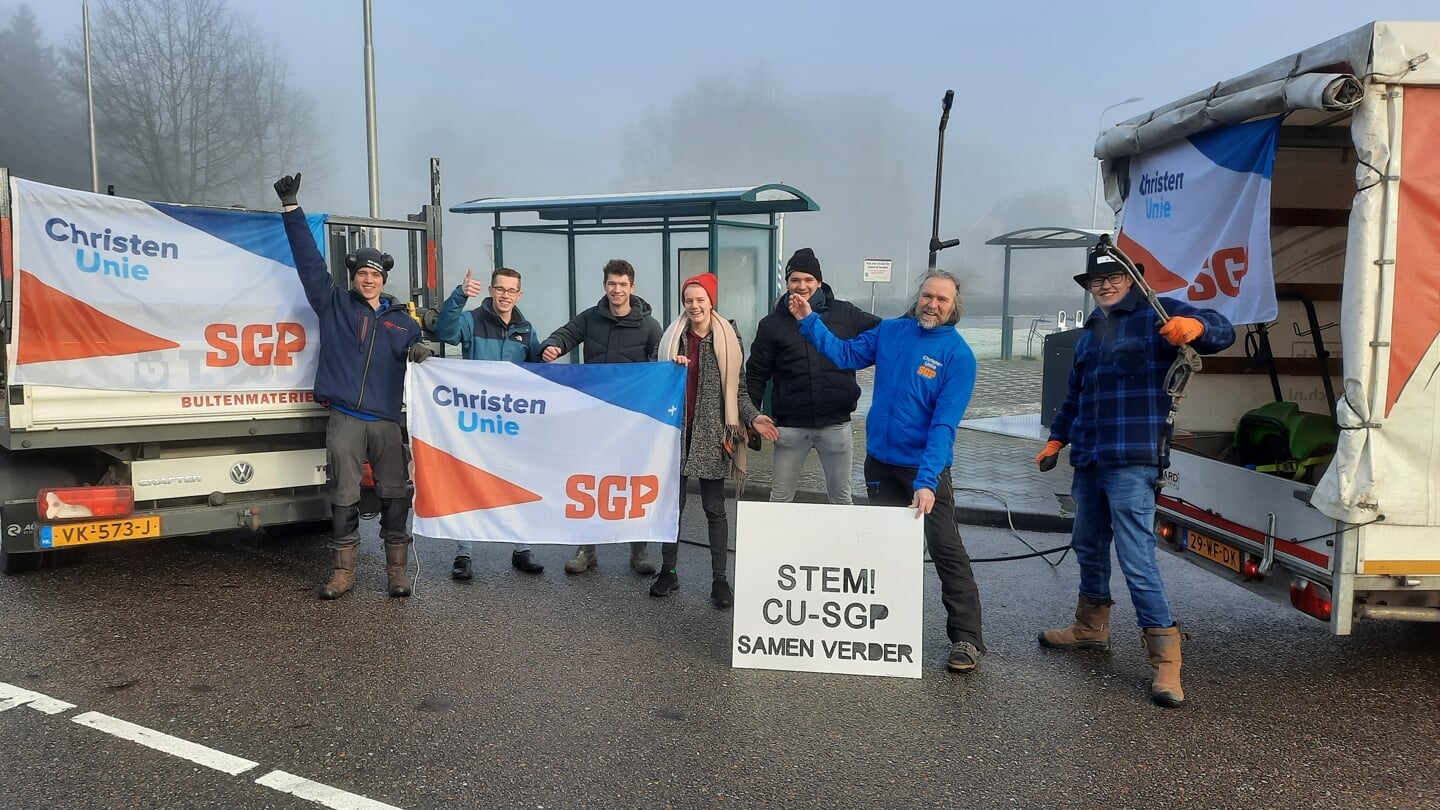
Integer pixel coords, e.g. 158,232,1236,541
461,269,483,298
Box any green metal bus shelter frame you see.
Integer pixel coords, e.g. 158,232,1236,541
449,184,819,325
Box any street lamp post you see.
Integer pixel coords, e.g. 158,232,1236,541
1090,96,1143,229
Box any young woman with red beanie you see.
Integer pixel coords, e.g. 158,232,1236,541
651,273,778,606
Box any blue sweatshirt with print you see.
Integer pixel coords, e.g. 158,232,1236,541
799,314,976,492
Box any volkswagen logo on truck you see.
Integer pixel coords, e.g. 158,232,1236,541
230,461,255,485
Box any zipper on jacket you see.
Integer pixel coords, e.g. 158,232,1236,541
356,308,380,408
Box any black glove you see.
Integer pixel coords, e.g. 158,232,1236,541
273,172,302,206
408,342,435,363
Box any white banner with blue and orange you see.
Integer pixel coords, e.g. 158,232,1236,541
408,358,685,546
8,178,326,391
1116,116,1282,325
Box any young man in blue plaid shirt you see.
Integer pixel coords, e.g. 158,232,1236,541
1036,250,1234,709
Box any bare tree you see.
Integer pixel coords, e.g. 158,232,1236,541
65,0,318,206
0,4,89,187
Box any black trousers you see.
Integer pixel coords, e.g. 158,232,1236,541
661,476,728,579
865,458,985,651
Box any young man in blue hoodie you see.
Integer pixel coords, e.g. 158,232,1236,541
790,270,984,672
274,173,431,601
434,267,545,580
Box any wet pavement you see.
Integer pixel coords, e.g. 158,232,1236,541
5,360,1440,808
744,359,1073,530
3,513,1440,809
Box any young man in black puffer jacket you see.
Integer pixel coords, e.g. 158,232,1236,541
539,259,664,576
746,248,880,504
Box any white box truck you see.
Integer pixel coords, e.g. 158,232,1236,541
1095,21,1440,634
0,165,445,573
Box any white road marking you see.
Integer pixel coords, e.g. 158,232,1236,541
0,682,76,714
2,682,402,808
255,771,403,810
70,711,258,775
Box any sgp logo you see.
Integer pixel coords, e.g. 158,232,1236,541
205,322,307,367
1188,246,1248,301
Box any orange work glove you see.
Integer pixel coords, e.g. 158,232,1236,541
1158,316,1204,346
1036,439,1064,472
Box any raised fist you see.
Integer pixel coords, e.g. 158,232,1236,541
273,173,302,207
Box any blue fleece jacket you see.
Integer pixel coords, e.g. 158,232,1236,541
434,285,541,362
799,314,976,492
281,208,421,423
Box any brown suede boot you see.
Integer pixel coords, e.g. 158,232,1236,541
318,545,358,600
1038,594,1114,650
1142,625,1186,708
384,542,412,597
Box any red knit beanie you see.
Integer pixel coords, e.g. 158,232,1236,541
681,272,718,306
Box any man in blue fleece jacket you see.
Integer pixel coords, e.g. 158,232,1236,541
790,270,984,672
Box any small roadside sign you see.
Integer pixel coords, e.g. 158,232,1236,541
862,259,892,283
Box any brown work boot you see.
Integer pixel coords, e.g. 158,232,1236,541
564,545,597,574
1142,625,1186,708
384,542,412,597
318,545,358,600
1038,594,1114,650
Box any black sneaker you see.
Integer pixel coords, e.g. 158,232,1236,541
451,555,473,581
511,549,544,574
711,579,734,609
650,569,679,597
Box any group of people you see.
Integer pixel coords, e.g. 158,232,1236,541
275,173,1235,707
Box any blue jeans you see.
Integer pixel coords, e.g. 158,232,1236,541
1070,464,1173,629
769,423,855,504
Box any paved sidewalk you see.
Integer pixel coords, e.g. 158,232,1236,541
740,359,1075,531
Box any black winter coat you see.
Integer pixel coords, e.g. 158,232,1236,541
746,284,881,428
539,295,662,363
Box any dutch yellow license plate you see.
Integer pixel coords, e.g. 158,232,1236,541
1186,528,1242,572
39,516,161,548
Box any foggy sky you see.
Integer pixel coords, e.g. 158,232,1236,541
12,0,1438,307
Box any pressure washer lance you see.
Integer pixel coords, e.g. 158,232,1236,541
1091,234,1203,485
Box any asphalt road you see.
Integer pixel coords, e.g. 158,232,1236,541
2,503,1439,810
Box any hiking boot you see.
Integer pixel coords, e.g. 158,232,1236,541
1142,625,1187,708
711,578,734,609
947,641,981,672
564,546,597,574
384,542,411,597
318,545,358,600
511,549,544,574
451,555,473,581
630,543,657,575
1039,594,1114,651
650,569,679,597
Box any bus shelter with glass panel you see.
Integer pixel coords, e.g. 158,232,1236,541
448,185,819,350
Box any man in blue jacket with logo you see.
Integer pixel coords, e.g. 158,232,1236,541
790,269,984,672
274,173,431,601
434,266,545,579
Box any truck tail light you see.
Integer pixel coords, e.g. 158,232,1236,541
1242,557,1262,579
39,486,135,521
1156,520,1178,544
1289,578,1333,623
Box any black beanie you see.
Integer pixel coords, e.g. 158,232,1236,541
785,248,822,282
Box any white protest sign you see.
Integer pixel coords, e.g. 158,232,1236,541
732,502,923,679
862,258,892,283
